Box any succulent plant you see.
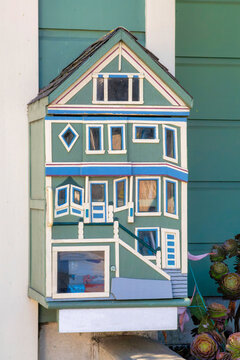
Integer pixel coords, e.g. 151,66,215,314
216,352,232,360
226,332,240,359
210,262,229,281
190,333,219,360
218,273,240,300
210,245,227,262
198,316,215,334
223,239,239,258
208,303,229,322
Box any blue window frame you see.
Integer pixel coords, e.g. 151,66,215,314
164,178,178,218
55,185,69,218
136,228,158,257
108,125,126,153
135,177,161,215
163,125,178,163
133,124,159,143
86,125,104,154
114,177,128,211
161,228,180,269
70,185,84,216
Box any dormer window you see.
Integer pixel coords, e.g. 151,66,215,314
92,73,143,104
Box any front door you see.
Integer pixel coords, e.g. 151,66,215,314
90,181,107,223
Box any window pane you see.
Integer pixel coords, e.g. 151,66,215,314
89,127,100,150
57,251,105,294
116,180,125,207
73,189,81,205
111,127,122,150
167,182,176,214
97,78,104,101
63,128,75,146
91,184,105,202
136,127,155,140
108,78,128,101
58,189,66,206
138,230,157,256
166,129,175,158
132,77,139,101
138,180,158,212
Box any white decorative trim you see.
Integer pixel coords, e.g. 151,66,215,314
46,186,53,227
107,124,126,153
78,221,84,240
58,123,79,152
135,176,161,216
161,228,180,269
45,176,52,297
181,181,188,274
162,124,178,164
113,177,128,212
163,177,178,219
180,122,187,169
52,245,110,299
134,227,160,262
70,185,84,217
86,124,104,154
45,120,52,163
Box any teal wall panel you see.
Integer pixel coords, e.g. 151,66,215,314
39,0,145,31
176,58,240,120
176,0,240,58
188,120,240,181
176,0,240,295
39,0,145,88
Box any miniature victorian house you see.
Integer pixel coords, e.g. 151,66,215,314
28,27,193,332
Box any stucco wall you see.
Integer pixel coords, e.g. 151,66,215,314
0,0,38,359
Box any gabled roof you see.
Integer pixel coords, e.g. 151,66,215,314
30,27,193,107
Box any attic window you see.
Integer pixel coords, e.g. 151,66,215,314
93,73,143,104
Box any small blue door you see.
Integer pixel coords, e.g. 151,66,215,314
90,182,107,223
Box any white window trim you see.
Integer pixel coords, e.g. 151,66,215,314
135,227,160,264
113,177,128,212
55,184,70,218
70,185,84,217
58,123,79,152
86,124,105,154
92,72,144,105
107,124,127,154
161,228,180,269
162,124,178,163
89,180,108,223
135,176,161,216
163,177,178,219
132,124,159,143
52,245,110,299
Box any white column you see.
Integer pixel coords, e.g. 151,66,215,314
0,0,38,359
145,0,175,76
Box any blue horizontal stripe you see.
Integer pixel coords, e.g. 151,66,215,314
93,213,104,219
72,208,81,214
56,208,68,215
47,109,189,117
108,74,128,78
45,166,188,181
93,205,103,210
167,235,175,240
45,115,187,122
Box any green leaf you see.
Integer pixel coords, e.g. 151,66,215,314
190,293,208,322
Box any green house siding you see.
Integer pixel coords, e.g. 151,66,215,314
176,0,240,295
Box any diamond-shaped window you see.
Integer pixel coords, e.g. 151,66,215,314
59,124,79,152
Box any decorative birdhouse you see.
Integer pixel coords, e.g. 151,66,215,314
28,27,193,333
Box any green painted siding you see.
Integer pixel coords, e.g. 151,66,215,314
176,0,240,295
39,0,145,88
